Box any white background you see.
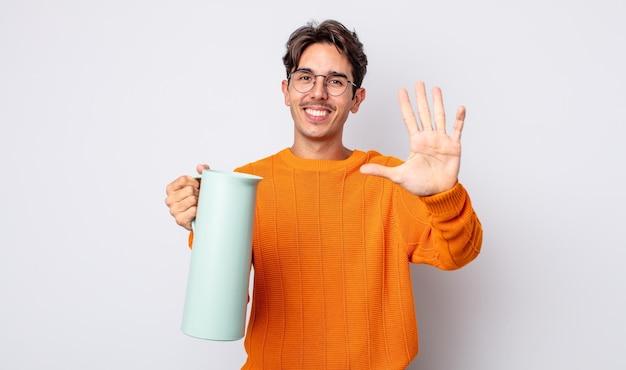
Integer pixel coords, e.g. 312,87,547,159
2,0,625,369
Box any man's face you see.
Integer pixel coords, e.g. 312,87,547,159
282,43,365,144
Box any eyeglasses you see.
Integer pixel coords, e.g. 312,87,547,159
288,69,358,97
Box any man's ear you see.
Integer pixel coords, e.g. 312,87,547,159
281,80,290,106
350,88,366,113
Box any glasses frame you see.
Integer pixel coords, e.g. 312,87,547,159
288,69,359,97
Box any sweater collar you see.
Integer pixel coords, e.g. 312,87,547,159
277,148,367,172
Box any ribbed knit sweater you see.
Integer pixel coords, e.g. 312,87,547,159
223,148,481,369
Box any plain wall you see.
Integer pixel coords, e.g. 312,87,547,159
1,0,625,369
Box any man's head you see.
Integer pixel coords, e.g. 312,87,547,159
283,20,368,95
281,20,368,154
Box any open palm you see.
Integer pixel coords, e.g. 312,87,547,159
360,81,465,196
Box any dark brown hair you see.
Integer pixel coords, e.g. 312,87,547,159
283,20,368,93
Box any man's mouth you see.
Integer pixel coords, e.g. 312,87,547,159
305,108,329,117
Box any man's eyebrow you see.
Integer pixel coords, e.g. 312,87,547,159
294,67,313,73
294,67,349,77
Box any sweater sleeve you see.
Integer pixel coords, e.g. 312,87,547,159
399,182,483,270
188,231,194,249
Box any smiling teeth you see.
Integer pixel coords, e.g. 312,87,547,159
306,109,328,117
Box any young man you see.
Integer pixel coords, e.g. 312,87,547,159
165,19,482,370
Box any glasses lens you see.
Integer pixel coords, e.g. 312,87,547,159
324,74,349,96
291,71,314,94
291,71,349,96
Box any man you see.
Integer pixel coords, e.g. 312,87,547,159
165,19,482,370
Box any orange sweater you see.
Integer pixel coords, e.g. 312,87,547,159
224,148,480,369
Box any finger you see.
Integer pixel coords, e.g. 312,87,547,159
359,163,401,183
196,164,210,175
175,206,198,230
432,86,446,133
165,175,192,195
171,193,199,216
451,105,466,142
415,81,433,131
398,88,419,136
167,194,196,216
165,180,199,208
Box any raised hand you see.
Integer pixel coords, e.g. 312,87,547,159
360,81,465,196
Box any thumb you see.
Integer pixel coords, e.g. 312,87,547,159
196,164,210,174
360,163,395,180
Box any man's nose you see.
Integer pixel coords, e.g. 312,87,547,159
309,75,328,98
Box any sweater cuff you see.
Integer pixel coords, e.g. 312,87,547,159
418,182,467,216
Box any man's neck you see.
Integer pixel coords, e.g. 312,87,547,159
290,142,353,160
